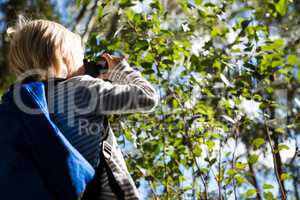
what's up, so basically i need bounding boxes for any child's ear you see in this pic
[61,56,72,77]
[7,27,16,39]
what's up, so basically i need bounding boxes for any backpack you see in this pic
[0,82,95,200]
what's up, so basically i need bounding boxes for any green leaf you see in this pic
[76,0,81,8]
[246,189,257,197]
[278,144,289,151]
[211,26,222,38]
[194,145,202,156]
[298,69,300,83]
[275,0,288,16]
[194,0,203,5]
[213,60,221,70]
[206,140,215,151]
[123,129,133,141]
[252,138,265,149]
[211,133,221,139]
[143,68,155,74]
[150,0,163,11]
[119,0,135,8]
[248,154,259,164]
[210,157,217,165]
[236,162,246,170]
[261,39,285,51]
[287,55,298,65]
[235,176,246,185]
[97,5,103,18]
[227,168,236,176]
[134,40,149,51]
[275,127,285,134]
[280,173,291,181]
[263,183,274,190]
[200,168,209,173]
[264,191,275,200]
[126,10,134,21]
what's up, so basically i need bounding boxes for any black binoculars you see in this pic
[83,57,108,77]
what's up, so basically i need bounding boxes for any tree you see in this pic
[80,0,300,199]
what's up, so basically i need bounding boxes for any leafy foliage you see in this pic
[81,0,300,199]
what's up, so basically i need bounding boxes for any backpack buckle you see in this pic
[102,141,112,160]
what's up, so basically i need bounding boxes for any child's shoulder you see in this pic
[58,75,105,86]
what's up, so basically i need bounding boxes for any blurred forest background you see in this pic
[1,0,300,199]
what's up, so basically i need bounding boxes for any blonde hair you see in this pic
[7,16,84,80]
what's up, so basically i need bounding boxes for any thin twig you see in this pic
[218,141,223,200]
[264,116,287,200]
[246,148,262,200]
[231,124,239,200]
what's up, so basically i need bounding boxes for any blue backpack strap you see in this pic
[5,82,95,200]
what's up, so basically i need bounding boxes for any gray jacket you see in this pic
[49,59,158,199]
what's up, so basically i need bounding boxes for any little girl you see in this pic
[7,16,158,199]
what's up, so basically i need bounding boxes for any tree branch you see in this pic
[264,116,287,200]
[246,148,262,200]
[81,0,99,44]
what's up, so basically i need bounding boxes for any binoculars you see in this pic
[83,56,108,77]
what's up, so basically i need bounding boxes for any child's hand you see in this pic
[98,53,125,80]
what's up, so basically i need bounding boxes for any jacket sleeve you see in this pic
[65,59,159,115]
